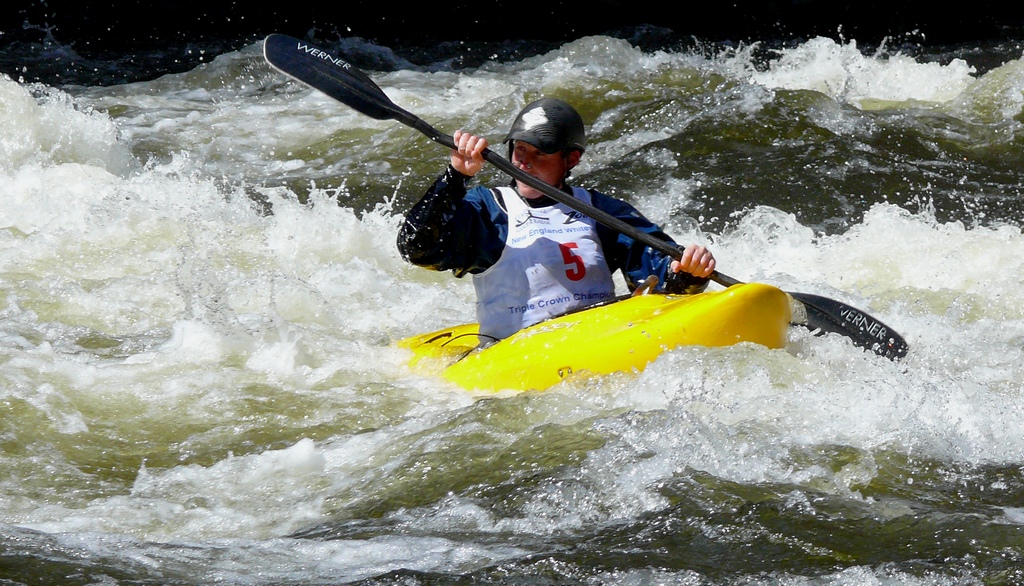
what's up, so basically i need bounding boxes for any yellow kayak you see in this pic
[397,283,792,392]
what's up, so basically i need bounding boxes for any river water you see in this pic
[1,29,1024,585]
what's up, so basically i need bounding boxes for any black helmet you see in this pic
[503,98,586,154]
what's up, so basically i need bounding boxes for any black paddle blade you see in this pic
[791,292,909,360]
[263,34,398,121]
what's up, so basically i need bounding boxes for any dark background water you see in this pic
[4,0,1024,87]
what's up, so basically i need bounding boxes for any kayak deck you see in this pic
[397,283,792,392]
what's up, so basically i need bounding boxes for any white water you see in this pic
[1,35,1023,584]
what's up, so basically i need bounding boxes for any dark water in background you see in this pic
[3,3,1024,585]
[5,0,1024,82]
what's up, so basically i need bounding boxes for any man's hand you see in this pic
[451,130,489,177]
[671,244,716,278]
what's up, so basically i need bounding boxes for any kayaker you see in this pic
[398,97,716,342]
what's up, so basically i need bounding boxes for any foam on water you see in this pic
[748,37,978,108]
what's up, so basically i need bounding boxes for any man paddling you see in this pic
[398,98,716,342]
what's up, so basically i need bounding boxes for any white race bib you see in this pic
[473,187,616,340]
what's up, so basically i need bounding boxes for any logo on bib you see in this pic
[514,209,549,227]
[563,211,587,225]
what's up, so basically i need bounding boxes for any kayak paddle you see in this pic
[262,33,909,361]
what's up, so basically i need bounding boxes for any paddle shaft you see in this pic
[400,111,739,283]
